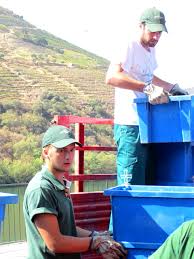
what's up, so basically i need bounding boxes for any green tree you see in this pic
[0,111,22,130]
[12,134,41,160]
[21,113,49,134]
[84,152,116,174]
[9,156,42,183]
[0,159,15,184]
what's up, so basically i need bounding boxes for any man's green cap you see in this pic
[140,7,168,33]
[42,125,82,148]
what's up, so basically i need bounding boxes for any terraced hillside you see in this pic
[0,6,114,115]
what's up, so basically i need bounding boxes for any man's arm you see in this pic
[152,75,174,92]
[106,63,170,105]
[76,226,112,238]
[76,226,92,237]
[34,213,127,258]
[34,213,91,253]
[153,75,188,96]
[105,63,145,92]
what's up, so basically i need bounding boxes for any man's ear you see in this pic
[42,146,50,160]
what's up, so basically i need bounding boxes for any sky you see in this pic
[0,0,193,89]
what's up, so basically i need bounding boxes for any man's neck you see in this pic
[54,173,65,184]
[140,40,151,52]
[47,164,68,184]
[142,44,151,52]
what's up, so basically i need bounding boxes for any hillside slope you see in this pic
[0,6,114,115]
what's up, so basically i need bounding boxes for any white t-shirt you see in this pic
[112,39,157,125]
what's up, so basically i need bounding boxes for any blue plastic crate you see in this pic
[134,95,194,143]
[153,142,194,186]
[0,192,18,235]
[104,185,194,258]
[121,246,155,259]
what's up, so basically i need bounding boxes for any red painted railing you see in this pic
[52,115,117,192]
[52,115,116,258]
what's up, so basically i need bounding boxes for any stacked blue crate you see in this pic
[135,95,194,186]
[104,96,194,258]
[135,95,194,144]
[104,185,194,259]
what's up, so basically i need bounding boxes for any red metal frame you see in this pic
[53,115,114,126]
[53,115,117,192]
[52,116,115,259]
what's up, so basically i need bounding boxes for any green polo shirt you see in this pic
[23,165,81,259]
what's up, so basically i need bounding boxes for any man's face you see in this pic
[140,24,162,48]
[46,143,75,173]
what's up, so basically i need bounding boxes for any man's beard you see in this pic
[148,40,158,47]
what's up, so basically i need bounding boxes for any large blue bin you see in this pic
[104,185,194,258]
[134,95,194,143]
[0,192,18,235]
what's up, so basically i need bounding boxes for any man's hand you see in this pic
[143,83,169,105]
[170,84,189,96]
[91,235,127,259]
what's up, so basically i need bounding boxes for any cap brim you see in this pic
[146,23,168,33]
[52,139,82,148]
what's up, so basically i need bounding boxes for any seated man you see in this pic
[23,125,127,259]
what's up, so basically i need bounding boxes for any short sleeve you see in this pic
[110,40,131,64]
[26,187,58,221]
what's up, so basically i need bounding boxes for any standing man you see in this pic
[106,7,188,186]
[23,125,127,259]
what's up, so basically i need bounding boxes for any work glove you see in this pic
[169,84,189,96]
[91,235,127,259]
[143,83,169,105]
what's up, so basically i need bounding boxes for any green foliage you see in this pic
[36,38,48,47]
[0,52,4,59]
[2,100,28,114]
[33,92,77,120]
[0,159,15,184]
[12,134,41,160]
[21,113,48,134]
[9,156,42,183]
[0,126,42,183]
[0,24,9,32]
[0,103,5,113]
[23,34,49,48]
[0,156,42,184]
[0,111,22,130]
[85,124,114,146]
[0,128,23,160]
[0,93,115,184]
[0,5,114,184]
[84,152,116,174]
[17,26,108,67]
[83,99,111,119]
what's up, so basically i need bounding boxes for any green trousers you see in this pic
[114,124,155,185]
[149,220,194,259]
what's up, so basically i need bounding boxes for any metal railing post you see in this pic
[74,123,84,192]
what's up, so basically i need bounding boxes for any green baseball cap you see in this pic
[140,7,168,33]
[42,125,82,148]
